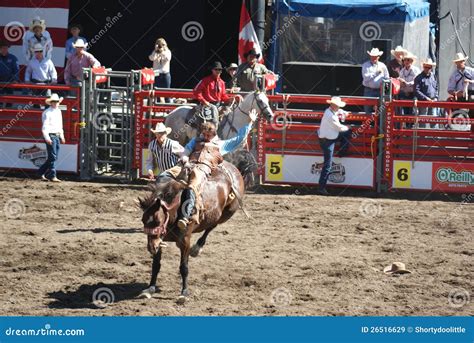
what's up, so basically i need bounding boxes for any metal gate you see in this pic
[79,67,142,180]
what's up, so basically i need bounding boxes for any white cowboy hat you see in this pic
[72,38,88,48]
[421,58,436,67]
[150,122,172,134]
[390,45,407,57]
[32,43,44,52]
[453,52,468,63]
[326,96,346,108]
[383,262,411,275]
[45,93,64,105]
[226,63,238,71]
[402,52,417,61]
[29,17,46,31]
[367,48,383,57]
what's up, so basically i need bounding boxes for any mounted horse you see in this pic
[137,161,245,303]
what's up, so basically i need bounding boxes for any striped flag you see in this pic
[0,0,70,69]
[238,0,263,65]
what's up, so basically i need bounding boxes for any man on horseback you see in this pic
[171,110,257,230]
[193,61,242,128]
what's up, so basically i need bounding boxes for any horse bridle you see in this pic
[143,195,181,236]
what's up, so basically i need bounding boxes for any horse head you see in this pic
[240,91,274,123]
[138,192,180,255]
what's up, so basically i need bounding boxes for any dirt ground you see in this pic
[0,176,472,316]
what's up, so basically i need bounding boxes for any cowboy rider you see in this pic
[167,110,257,230]
[193,61,242,127]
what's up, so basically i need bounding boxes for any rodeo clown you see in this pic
[167,110,258,230]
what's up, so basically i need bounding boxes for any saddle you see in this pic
[185,104,219,129]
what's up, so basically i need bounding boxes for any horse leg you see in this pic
[177,233,192,303]
[190,226,215,258]
[138,249,162,299]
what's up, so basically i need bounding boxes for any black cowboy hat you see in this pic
[209,61,223,70]
[0,40,11,48]
[244,48,260,58]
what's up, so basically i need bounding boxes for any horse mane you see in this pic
[139,179,186,210]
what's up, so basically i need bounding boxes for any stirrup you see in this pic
[177,218,189,230]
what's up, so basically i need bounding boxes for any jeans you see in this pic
[154,73,171,103]
[318,130,351,190]
[0,86,13,108]
[364,87,379,115]
[38,135,60,179]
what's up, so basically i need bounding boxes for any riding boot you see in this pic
[177,188,196,230]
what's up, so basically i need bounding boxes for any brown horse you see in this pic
[137,161,245,303]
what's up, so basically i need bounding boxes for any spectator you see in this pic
[448,52,474,101]
[362,48,389,114]
[64,39,100,86]
[0,40,19,108]
[398,52,420,116]
[149,38,172,102]
[225,63,239,90]
[38,93,65,182]
[145,123,184,182]
[388,45,407,78]
[233,49,271,92]
[414,59,438,128]
[193,61,239,127]
[22,17,53,62]
[317,97,351,196]
[25,43,57,97]
[65,24,87,60]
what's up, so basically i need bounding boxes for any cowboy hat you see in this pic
[390,45,407,57]
[326,96,346,108]
[367,48,383,57]
[226,63,238,71]
[150,122,172,135]
[383,262,411,275]
[453,52,468,63]
[72,38,87,48]
[421,58,436,67]
[45,93,64,105]
[29,17,46,31]
[32,43,44,52]
[244,48,260,58]
[402,52,417,61]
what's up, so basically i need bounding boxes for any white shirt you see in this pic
[41,107,64,141]
[362,60,389,89]
[318,107,349,140]
[447,66,474,93]
[25,58,57,82]
[148,49,171,74]
[145,137,184,173]
[399,66,420,93]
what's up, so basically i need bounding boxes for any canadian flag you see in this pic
[238,0,263,64]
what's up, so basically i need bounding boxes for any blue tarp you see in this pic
[277,0,430,22]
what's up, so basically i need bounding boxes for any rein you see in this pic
[144,194,181,236]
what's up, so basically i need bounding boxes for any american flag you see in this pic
[0,0,69,69]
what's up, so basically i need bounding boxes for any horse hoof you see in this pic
[190,244,202,258]
[138,286,155,299]
[177,295,187,304]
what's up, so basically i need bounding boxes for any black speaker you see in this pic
[281,62,363,96]
[371,39,392,64]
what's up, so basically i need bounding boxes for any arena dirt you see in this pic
[0,177,472,316]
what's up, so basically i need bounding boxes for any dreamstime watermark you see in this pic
[88,12,123,49]
[3,21,25,42]
[270,112,293,131]
[359,21,382,42]
[181,21,204,42]
[270,287,292,308]
[448,109,471,131]
[92,287,115,308]
[0,102,33,137]
[92,112,115,131]
[440,16,474,50]
[262,13,300,51]
[4,198,26,219]
[440,193,473,228]
[448,288,470,309]
[359,199,382,218]
[4,323,85,337]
